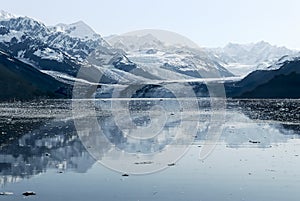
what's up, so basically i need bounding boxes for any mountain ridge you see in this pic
[1,10,299,100]
[207,41,298,76]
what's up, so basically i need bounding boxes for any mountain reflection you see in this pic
[0,116,95,186]
[0,99,300,184]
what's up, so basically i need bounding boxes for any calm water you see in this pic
[0,99,300,201]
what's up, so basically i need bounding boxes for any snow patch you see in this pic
[0,30,24,43]
[33,48,64,62]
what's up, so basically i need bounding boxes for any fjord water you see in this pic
[0,99,300,201]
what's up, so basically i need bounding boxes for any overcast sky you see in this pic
[2,0,300,49]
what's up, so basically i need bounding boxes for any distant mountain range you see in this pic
[0,10,300,100]
[206,41,298,76]
[108,33,233,79]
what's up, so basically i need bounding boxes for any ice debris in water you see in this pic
[22,191,36,196]
[0,192,14,196]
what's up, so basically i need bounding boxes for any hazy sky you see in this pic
[2,0,300,49]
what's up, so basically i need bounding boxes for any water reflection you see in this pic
[0,101,95,186]
[219,99,300,148]
[0,99,300,186]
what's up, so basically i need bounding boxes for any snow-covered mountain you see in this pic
[107,34,165,52]
[108,33,234,79]
[226,52,300,98]
[264,53,300,71]
[49,21,101,41]
[0,11,146,85]
[1,10,299,100]
[0,10,235,88]
[0,14,110,64]
[208,41,298,76]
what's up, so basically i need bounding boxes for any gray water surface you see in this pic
[0,99,300,201]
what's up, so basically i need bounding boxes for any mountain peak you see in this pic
[107,33,165,52]
[51,20,99,40]
[225,41,271,49]
[71,20,88,26]
[256,40,269,45]
[0,10,16,20]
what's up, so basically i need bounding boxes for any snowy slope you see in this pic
[264,53,300,71]
[108,34,233,79]
[207,41,298,76]
[49,21,102,41]
[0,11,147,84]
